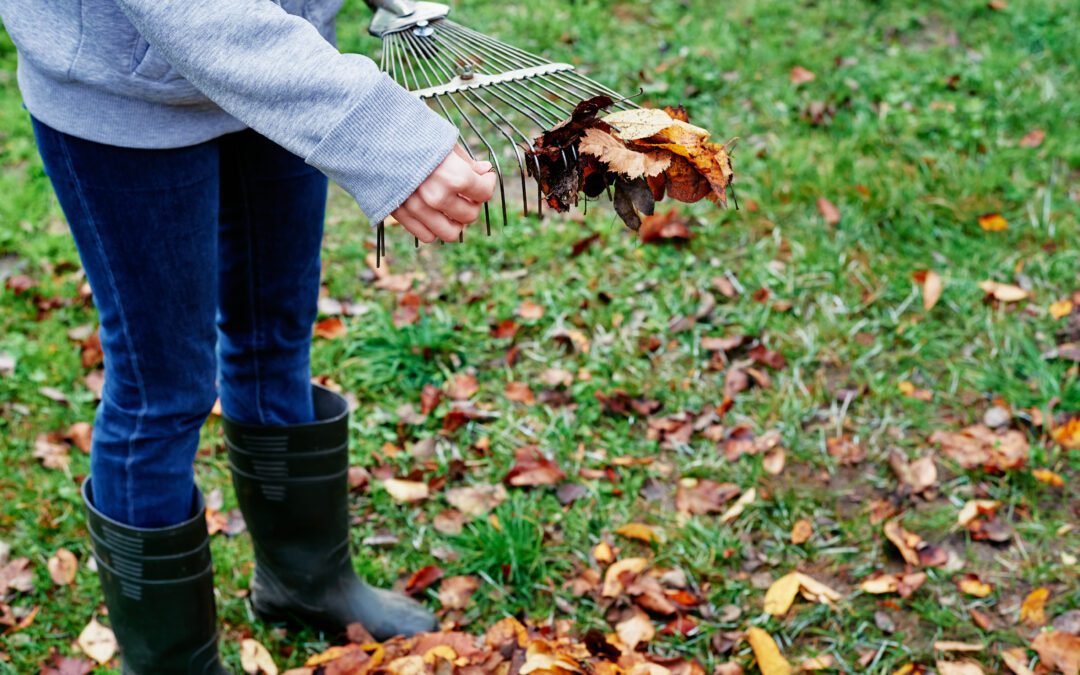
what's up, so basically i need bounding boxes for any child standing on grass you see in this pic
[0,0,496,671]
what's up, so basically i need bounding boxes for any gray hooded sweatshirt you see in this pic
[0,0,459,224]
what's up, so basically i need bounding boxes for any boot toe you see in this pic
[364,587,439,639]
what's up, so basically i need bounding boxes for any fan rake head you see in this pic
[367,1,635,263]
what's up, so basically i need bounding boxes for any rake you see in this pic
[363,0,638,264]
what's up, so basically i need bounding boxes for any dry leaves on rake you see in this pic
[526,98,734,232]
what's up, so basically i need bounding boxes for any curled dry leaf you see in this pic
[313,317,347,340]
[615,609,656,650]
[934,641,985,652]
[615,522,660,544]
[719,487,756,524]
[446,484,507,518]
[504,446,566,487]
[746,627,792,675]
[602,557,649,597]
[764,572,842,616]
[579,128,671,179]
[913,270,944,311]
[931,425,1029,472]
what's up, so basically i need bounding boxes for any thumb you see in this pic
[451,144,492,175]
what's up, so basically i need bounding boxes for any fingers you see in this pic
[440,194,482,224]
[392,208,436,244]
[406,197,463,242]
[456,168,497,203]
[452,144,494,176]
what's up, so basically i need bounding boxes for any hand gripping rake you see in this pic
[364,0,637,264]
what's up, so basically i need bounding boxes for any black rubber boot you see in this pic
[82,479,227,675]
[224,385,437,640]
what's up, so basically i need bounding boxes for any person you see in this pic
[0,0,497,671]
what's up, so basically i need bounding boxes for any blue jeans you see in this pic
[32,118,327,528]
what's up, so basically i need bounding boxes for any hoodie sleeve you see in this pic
[113,0,458,224]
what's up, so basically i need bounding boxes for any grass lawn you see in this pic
[1,0,1078,672]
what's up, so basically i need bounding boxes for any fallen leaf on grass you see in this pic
[935,661,985,675]
[602,557,649,597]
[615,523,661,543]
[719,487,755,524]
[382,478,430,503]
[313,317,347,340]
[33,434,70,471]
[517,300,545,320]
[1020,587,1050,626]
[446,484,507,517]
[446,373,479,400]
[934,641,985,652]
[764,572,842,616]
[505,381,536,404]
[1031,630,1080,675]
[913,270,944,310]
[798,655,835,671]
[826,436,866,465]
[790,519,813,545]
[816,198,840,225]
[1052,418,1080,449]
[979,280,1028,302]
[615,609,656,650]
[977,213,1008,232]
[889,450,938,494]
[438,575,480,610]
[1000,648,1036,675]
[504,446,566,487]
[1033,469,1065,487]
[790,66,816,85]
[931,425,1029,472]
[1050,300,1074,320]
[404,565,444,595]
[675,479,740,515]
[39,652,95,675]
[884,519,942,567]
[639,209,693,243]
[240,638,278,675]
[66,422,93,453]
[746,627,792,675]
[859,571,927,598]
[1019,129,1045,148]
[77,617,117,665]
[47,548,77,586]
[956,574,993,598]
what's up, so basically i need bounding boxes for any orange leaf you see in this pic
[1020,587,1049,626]
[977,213,1008,231]
[790,66,816,85]
[816,198,840,225]
[313,317,347,339]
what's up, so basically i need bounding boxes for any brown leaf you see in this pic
[447,373,479,400]
[931,425,1029,472]
[446,484,507,517]
[1031,630,1080,675]
[1019,129,1045,148]
[602,557,649,597]
[639,209,693,244]
[505,381,535,404]
[790,66,816,85]
[826,436,866,465]
[979,280,1028,302]
[66,422,93,454]
[404,565,444,595]
[579,128,671,179]
[33,434,70,471]
[912,269,944,311]
[47,548,77,586]
[615,609,656,650]
[504,446,565,487]
[382,478,430,503]
[935,661,985,675]
[313,317,347,340]
[1000,647,1036,675]
[790,518,813,545]
[816,197,840,225]
[438,575,480,610]
[675,479,740,515]
[517,300,545,320]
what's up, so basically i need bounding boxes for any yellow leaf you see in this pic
[746,627,792,675]
[956,574,993,598]
[860,575,900,594]
[799,654,835,671]
[603,108,691,141]
[795,572,842,605]
[957,499,1000,527]
[1050,299,1074,319]
[764,572,802,616]
[593,540,615,564]
[615,522,660,543]
[1032,469,1064,488]
[977,213,1008,231]
[1020,587,1049,626]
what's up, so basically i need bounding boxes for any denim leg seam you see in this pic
[57,134,149,525]
[234,165,266,425]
